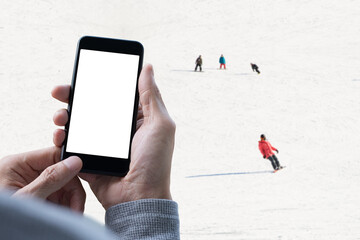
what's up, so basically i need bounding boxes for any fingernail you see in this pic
[148,64,154,76]
[63,156,82,171]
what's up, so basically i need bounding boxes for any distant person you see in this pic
[219,54,226,69]
[251,63,260,74]
[195,55,202,72]
[258,134,283,171]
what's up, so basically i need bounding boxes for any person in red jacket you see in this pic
[258,134,282,171]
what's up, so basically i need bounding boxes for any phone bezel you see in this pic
[61,36,144,176]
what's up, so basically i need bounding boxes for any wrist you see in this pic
[133,188,172,202]
[125,183,172,201]
[102,183,172,210]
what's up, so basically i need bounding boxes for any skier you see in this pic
[195,55,203,72]
[250,63,260,74]
[219,54,226,69]
[258,134,283,171]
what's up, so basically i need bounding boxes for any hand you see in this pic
[52,64,176,210]
[0,147,85,212]
[263,155,266,159]
[276,150,279,154]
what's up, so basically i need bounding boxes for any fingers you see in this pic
[51,85,70,104]
[138,64,163,113]
[18,147,61,172]
[52,86,69,147]
[53,109,68,126]
[64,177,86,213]
[138,64,173,125]
[137,104,143,121]
[53,107,68,146]
[53,107,68,147]
[53,129,65,147]
[15,156,83,199]
[47,176,86,213]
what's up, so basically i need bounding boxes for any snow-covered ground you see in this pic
[1,0,360,239]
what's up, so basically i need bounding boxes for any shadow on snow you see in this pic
[171,68,218,72]
[171,69,197,72]
[186,170,273,178]
[171,69,253,76]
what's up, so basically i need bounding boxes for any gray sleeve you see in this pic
[105,199,180,240]
[0,191,117,240]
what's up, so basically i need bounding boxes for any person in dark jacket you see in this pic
[251,63,260,74]
[219,54,226,69]
[195,55,202,72]
[258,134,282,171]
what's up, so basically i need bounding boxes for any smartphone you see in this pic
[61,36,144,176]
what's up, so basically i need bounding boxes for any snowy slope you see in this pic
[1,0,360,239]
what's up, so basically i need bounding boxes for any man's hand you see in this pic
[0,147,86,212]
[52,64,175,210]
[263,155,266,159]
[276,150,279,154]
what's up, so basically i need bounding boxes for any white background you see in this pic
[67,49,139,158]
[1,1,360,239]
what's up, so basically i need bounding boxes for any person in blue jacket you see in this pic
[219,54,226,69]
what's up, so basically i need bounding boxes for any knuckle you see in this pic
[42,166,59,184]
[159,117,176,134]
[0,155,19,172]
[0,156,10,165]
[168,119,176,133]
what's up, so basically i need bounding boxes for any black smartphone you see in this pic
[61,36,144,176]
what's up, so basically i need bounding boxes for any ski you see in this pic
[273,166,286,173]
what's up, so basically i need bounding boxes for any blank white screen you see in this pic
[67,49,139,158]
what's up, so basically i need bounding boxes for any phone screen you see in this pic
[66,49,140,159]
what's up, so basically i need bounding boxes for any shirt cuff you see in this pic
[105,199,180,240]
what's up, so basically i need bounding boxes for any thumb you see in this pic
[138,64,169,120]
[15,156,82,199]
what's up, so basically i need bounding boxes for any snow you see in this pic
[1,0,360,239]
